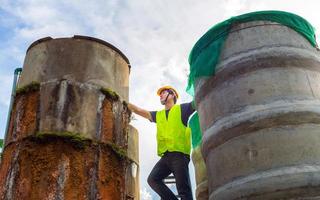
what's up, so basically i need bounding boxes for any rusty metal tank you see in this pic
[195,18,320,199]
[0,36,138,199]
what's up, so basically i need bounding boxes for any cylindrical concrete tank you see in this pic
[191,146,208,200]
[0,36,136,199]
[189,112,208,200]
[194,13,320,199]
[126,125,140,200]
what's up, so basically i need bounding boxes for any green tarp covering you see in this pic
[0,139,3,148]
[189,112,202,148]
[186,11,317,148]
[187,10,316,96]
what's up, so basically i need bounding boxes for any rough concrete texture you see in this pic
[195,21,320,199]
[5,90,39,146]
[38,80,102,140]
[207,124,320,200]
[7,80,131,146]
[125,125,139,200]
[0,36,139,199]
[0,138,128,200]
[17,36,130,101]
[1,86,135,199]
[127,125,139,164]
[191,146,208,200]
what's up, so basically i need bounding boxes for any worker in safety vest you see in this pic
[128,86,195,200]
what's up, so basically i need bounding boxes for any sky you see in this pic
[1,0,320,199]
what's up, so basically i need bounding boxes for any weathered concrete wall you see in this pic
[126,125,140,200]
[191,146,208,200]
[0,36,139,200]
[195,21,320,199]
[0,136,128,200]
[18,36,130,102]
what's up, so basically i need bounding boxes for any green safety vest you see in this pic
[156,104,191,156]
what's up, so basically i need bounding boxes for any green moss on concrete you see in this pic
[34,131,90,149]
[100,88,120,101]
[27,131,132,161]
[105,142,127,160]
[97,141,134,163]
[16,81,40,95]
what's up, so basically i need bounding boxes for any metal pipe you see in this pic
[3,68,22,147]
[0,139,3,153]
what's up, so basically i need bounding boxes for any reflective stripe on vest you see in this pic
[156,104,191,156]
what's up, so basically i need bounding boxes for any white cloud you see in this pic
[0,74,13,107]
[0,74,13,139]
[140,187,153,200]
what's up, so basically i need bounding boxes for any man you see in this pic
[128,86,195,200]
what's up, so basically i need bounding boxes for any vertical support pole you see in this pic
[4,68,22,146]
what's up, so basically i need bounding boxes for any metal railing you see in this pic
[3,68,22,148]
[164,174,181,199]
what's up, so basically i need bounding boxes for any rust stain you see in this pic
[97,147,126,200]
[101,99,114,143]
[0,144,16,198]
[1,138,127,200]
[0,86,133,200]
[6,91,39,145]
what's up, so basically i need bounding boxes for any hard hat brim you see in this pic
[157,86,179,99]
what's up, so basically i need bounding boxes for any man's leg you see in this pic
[148,156,178,200]
[169,152,193,200]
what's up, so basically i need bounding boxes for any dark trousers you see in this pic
[147,151,193,200]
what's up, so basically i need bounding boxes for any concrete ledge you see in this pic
[211,164,320,200]
[202,99,320,157]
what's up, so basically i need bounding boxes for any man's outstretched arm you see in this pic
[128,103,153,121]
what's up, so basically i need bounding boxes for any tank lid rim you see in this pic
[26,35,131,67]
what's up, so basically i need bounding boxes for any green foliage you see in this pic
[16,81,40,95]
[0,139,3,148]
[100,88,120,101]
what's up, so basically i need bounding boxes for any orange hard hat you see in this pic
[157,86,179,99]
